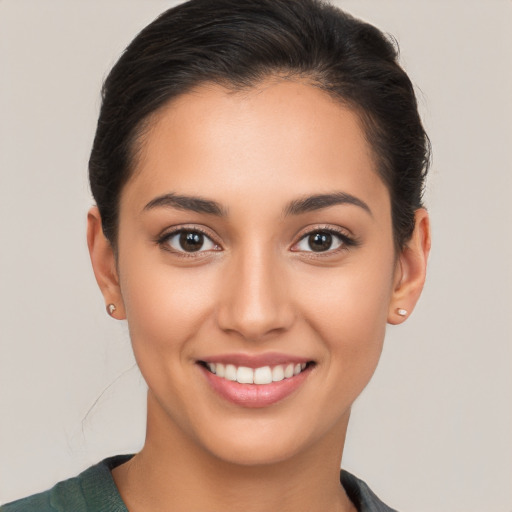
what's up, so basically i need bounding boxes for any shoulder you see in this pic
[341,470,399,512]
[1,475,85,512]
[1,455,132,512]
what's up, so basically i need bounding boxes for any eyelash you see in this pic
[156,226,221,258]
[156,225,358,257]
[291,226,359,256]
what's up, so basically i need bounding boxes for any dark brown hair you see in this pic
[89,0,430,249]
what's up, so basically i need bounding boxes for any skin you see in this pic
[88,79,430,512]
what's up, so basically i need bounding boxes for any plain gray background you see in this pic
[1,1,511,510]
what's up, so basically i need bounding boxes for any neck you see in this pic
[113,393,356,512]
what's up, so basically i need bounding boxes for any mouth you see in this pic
[197,357,316,408]
[198,361,313,385]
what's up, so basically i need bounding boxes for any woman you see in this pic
[2,0,430,510]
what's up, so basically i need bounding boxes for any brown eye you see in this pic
[180,231,204,252]
[164,230,218,253]
[308,232,333,252]
[294,229,349,253]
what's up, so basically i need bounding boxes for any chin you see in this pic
[205,435,306,467]
[194,413,338,468]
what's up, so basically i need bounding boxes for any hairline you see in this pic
[108,73,406,252]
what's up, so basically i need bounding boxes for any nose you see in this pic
[216,245,295,342]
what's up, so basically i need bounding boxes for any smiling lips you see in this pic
[199,357,314,407]
[205,362,308,384]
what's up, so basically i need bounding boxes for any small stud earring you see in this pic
[397,308,408,317]
[107,304,117,316]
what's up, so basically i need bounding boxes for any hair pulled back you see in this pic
[89,0,430,249]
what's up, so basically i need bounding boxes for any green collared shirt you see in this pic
[1,455,398,512]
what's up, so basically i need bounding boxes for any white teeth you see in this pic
[204,361,310,385]
[271,365,285,382]
[237,366,254,384]
[216,363,225,378]
[225,364,237,381]
[254,366,273,384]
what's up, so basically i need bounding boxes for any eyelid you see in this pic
[155,223,357,257]
[156,224,222,255]
[290,225,358,254]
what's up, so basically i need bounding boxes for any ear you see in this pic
[388,208,431,325]
[87,206,125,319]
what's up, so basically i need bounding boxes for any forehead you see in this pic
[122,79,388,214]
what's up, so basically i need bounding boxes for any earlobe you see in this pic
[87,206,126,319]
[388,208,431,325]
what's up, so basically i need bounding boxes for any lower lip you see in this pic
[200,365,312,408]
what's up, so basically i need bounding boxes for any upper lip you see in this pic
[198,352,313,368]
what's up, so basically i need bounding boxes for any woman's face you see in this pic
[112,80,403,465]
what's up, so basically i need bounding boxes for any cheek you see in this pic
[297,255,394,333]
[294,256,395,388]
[118,255,217,370]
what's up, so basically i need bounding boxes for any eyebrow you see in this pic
[143,193,226,216]
[142,191,371,218]
[284,192,372,217]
